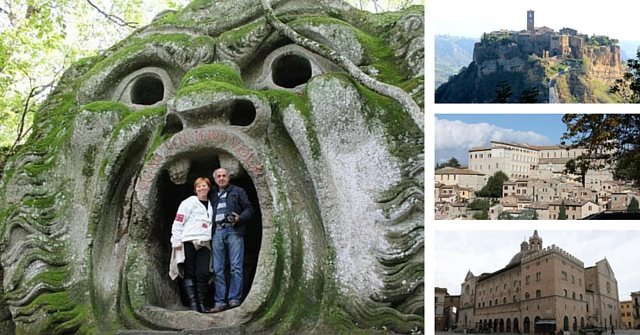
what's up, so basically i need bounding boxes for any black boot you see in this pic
[182,278,198,311]
[196,282,210,313]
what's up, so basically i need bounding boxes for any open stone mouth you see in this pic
[151,150,262,308]
[107,95,270,327]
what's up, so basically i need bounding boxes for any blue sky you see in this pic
[435,114,567,165]
[430,0,640,41]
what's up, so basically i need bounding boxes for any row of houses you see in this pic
[435,176,638,220]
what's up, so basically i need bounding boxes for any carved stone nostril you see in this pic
[229,100,257,126]
[162,113,184,136]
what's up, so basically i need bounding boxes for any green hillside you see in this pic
[434,35,476,89]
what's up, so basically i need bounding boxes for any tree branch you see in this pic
[260,0,423,132]
[7,67,61,157]
[0,5,15,25]
[85,0,138,28]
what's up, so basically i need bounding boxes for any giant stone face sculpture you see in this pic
[0,0,424,333]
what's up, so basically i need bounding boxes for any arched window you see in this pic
[573,317,578,332]
[536,289,541,298]
[563,316,569,331]
[572,291,576,299]
[525,292,530,300]
[563,289,568,297]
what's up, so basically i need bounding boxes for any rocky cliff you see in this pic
[0,0,424,334]
[436,33,626,103]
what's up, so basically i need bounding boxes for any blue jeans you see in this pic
[212,226,244,307]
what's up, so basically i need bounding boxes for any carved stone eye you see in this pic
[113,67,175,108]
[271,54,312,88]
[251,44,340,92]
[130,75,165,105]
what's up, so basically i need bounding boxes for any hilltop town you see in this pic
[435,141,640,220]
[435,10,626,103]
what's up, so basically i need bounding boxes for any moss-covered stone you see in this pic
[0,1,423,334]
[181,63,244,87]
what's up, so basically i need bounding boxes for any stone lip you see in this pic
[115,324,245,335]
[136,126,264,206]
[133,306,250,331]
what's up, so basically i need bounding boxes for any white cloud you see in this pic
[435,118,551,164]
[435,231,640,299]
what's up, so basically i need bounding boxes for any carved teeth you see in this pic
[167,158,191,185]
[219,152,243,178]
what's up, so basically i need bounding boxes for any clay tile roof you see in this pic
[469,146,491,152]
[434,167,484,175]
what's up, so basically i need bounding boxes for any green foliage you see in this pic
[493,80,513,102]
[564,158,589,187]
[498,209,537,220]
[473,209,489,220]
[0,0,189,165]
[558,201,568,220]
[628,197,640,213]
[614,151,640,186]
[436,157,461,169]
[476,171,509,198]
[610,48,640,103]
[468,199,490,211]
[519,209,538,220]
[562,114,640,185]
[518,86,540,103]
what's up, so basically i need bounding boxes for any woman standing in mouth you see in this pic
[169,177,213,313]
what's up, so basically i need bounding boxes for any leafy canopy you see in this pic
[475,171,509,198]
[436,157,461,169]
[562,114,640,186]
[0,0,423,155]
[628,197,639,213]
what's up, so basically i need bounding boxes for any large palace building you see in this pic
[458,231,621,334]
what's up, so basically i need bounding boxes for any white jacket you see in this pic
[170,195,213,247]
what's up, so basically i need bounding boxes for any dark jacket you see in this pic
[209,184,254,236]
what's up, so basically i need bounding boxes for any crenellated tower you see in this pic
[527,10,534,32]
[529,230,542,250]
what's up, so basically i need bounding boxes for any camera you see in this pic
[225,213,236,223]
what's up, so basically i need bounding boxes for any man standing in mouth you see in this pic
[209,167,254,313]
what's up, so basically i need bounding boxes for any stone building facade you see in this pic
[621,300,634,329]
[434,166,485,191]
[435,287,448,330]
[457,231,621,334]
[467,141,613,194]
[632,291,640,329]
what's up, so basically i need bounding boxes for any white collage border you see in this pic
[424,3,640,333]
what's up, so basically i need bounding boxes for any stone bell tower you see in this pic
[529,230,543,250]
[527,10,534,33]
